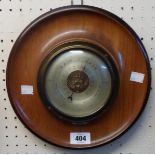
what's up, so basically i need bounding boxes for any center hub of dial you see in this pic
[67,70,89,93]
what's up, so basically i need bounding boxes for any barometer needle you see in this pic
[68,92,74,101]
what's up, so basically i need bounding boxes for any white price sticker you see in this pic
[21,85,34,95]
[130,72,145,83]
[70,132,91,145]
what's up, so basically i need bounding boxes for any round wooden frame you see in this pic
[6,5,151,148]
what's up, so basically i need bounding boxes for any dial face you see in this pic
[43,48,112,118]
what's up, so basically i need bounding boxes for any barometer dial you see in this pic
[41,48,113,119]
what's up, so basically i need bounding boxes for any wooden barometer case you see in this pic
[6,5,151,148]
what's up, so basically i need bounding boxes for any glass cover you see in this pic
[44,49,112,118]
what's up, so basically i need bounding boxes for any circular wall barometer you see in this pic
[6,5,151,148]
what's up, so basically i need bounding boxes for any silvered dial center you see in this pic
[67,70,89,93]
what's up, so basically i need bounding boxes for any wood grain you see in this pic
[6,6,151,148]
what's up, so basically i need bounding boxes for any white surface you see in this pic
[0,0,155,154]
[130,72,145,83]
[70,132,91,144]
[21,85,34,95]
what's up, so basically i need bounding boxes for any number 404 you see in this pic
[75,135,86,141]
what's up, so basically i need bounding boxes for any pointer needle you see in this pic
[67,92,74,101]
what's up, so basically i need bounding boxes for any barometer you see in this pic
[6,5,151,148]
